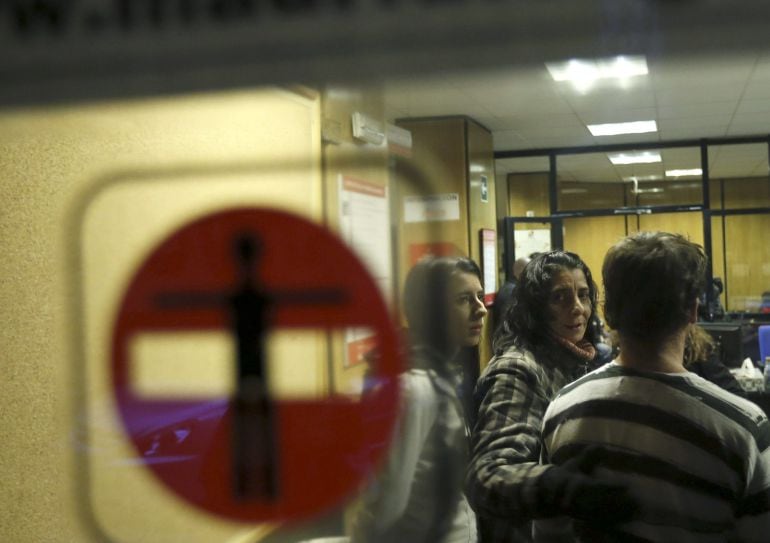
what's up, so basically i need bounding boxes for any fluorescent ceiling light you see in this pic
[546,56,648,92]
[608,151,661,165]
[665,168,702,177]
[622,175,662,182]
[588,120,657,136]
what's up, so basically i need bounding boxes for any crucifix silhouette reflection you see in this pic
[230,234,275,500]
[156,231,346,501]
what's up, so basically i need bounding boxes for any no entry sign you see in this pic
[111,207,402,522]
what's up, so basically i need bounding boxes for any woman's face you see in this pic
[547,267,592,344]
[447,271,488,348]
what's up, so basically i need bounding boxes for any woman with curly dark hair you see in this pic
[466,251,634,542]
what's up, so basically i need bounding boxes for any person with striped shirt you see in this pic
[536,231,770,542]
[466,251,636,542]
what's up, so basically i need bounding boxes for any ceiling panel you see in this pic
[576,107,658,126]
[658,125,728,140]
[735,79,770,100]
[493,130,527,150]
[513,124,588,141]
[734,99,770,115]
[507,113,584,129]
[513,133,597,150]
[383,49,770,180]
[657,114,734,130]
[726,123,770,136]
[655,85,745,107]
[564,91,657,117]
[657,102,736,119]
[650,56,757,89]
[496,156,550,173]
[709,143,768,179]
[481,93,572,117]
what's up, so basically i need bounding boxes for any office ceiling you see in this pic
[383,51,770,184]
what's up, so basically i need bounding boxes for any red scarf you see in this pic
[551,335,597,361]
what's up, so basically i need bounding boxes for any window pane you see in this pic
[708,143,770,210]
[557,153,626,211]
[722,214,770,313]
[499,156,551,216]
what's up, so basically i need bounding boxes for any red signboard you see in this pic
[111,207,402,522]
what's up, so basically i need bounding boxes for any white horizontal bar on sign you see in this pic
[129,329,327,399]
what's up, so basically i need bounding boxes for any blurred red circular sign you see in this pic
[111,207,402,522]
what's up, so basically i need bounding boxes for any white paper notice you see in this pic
[481,229,497,302]
[403,193,460,223]
[338,176,394,367]
[338,176,393,299]
[515,228,551,257]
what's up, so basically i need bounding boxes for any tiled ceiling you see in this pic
[384,51,770,183]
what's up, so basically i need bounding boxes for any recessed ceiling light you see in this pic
[546,56,648,92]
[608,151,661,165]
[665,168,702,177]
[588,120,657,136]
[622,175,662,182]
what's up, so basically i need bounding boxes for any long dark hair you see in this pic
[403,255,483,356]
[493,250,599,355]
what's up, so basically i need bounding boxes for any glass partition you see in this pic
[557,153,627,211]
[498,156,551,217]
[501,139,770,323]
[708,142,770,317]
[709,143,770,209]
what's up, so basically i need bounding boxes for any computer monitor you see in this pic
[697,322,744,368]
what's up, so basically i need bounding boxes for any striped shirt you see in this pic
[536,362,770,542]
[466,343,586,542]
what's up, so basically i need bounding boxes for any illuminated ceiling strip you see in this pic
[588,120,657,136]
[546,56,649,83]
[608,151,662,165]
[665,168,703,177]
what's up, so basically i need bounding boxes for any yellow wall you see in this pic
[0,88,322,542]
[395,118,470,267]
[508,172,550,217]
[716,176,770,209]
[394,117,497,364]
[563,216,627,306]
[722,213,770,310]
[320,85,391,396]
[0,91,498,542]
[465,120,497,366]
[710,176,770,310]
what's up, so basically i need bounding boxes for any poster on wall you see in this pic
[480,229,497,305]
[515,228,551,258]
[338,176,393,367]
[403,193,460,222]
